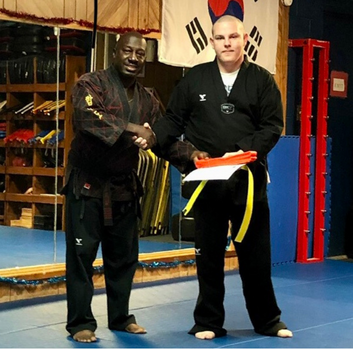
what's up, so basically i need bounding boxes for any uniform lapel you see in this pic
[129,84,140,124]
[108,65,131,118]
[211,60,228,103]
[227,56,249,102]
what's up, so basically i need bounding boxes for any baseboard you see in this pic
[0,249,238,303]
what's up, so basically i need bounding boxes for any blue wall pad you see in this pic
[325,137,332,256]
[267,136,300,264]
[307,137,332,259]
[170,165,187,217]
[268,136,332,264]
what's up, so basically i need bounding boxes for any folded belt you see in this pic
[182,164,254,243]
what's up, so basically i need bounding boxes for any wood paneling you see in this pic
[17,0,64,18]
[64,0,76,20]
[3,0,15,11]
[0,0,161,31]
[148,0,161,30]
[138,0,148,29]
[128,0,139,28]
[275,0,290,133]
[74,0,87,21]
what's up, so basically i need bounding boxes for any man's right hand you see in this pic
[129,122,156,150]
[190,150,210,165]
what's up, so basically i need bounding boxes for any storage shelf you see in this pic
[1,55,86,229]
[4,143,65,149]
[5,166,65,176]
[33,167,64,177]
[5,83,66,93]
[7,167,33,175]
[5,193,64,204]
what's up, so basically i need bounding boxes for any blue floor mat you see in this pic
[0,259,352,348]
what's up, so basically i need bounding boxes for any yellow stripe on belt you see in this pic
[182,165,254,243]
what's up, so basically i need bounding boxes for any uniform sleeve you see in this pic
[152,78,198,173]
[236,72,284,160]
[72,77,127,147]
[152,77,192,147]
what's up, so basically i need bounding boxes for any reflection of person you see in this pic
[62,31,159,343]
[150,15,293,340]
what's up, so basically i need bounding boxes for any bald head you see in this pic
[115,31,146,51]
[210,15,248,72]
[212,15,245,36]
[112,31,147,79]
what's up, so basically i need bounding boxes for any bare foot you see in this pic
[73,330,97,343]
[195,331,216,340]
[125,323,147,334]
[277,329,293,338]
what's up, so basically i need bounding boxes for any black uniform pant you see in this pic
[65,182,139,336]
[188,196,286,337]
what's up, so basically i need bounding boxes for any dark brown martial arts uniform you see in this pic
[62,65,161,337]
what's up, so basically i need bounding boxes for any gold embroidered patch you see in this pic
[87,108,103,119]
[85,94,93,106]
[93,110,103,120]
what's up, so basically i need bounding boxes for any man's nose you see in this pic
[224,39,231,47]
[129,51,138,61]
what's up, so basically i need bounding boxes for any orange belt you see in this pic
[194,151,257,169]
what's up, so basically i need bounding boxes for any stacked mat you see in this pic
[137,88,170,237]
[137,149,170,237]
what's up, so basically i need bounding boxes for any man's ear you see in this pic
[210,37,215,49]
[243,33,249,46]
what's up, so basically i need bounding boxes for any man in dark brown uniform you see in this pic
[62,32,158,343]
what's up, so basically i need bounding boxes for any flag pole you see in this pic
[90,0,98,72]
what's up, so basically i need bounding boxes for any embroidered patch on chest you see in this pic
[221,103,235,114]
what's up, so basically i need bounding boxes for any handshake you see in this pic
[131,122,156,150]
[130,122,211,165]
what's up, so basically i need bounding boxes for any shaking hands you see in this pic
[131,122,156,150]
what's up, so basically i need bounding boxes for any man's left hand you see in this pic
[191,150,210,165]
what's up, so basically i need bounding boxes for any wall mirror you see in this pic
[0,19,195,275]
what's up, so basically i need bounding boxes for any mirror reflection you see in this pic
[0,19,195,271]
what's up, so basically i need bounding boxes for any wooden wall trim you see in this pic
[0,0,162,34]
[275,0,290,133]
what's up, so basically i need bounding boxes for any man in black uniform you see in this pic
[62,31,158,343]
[150,15,293,340]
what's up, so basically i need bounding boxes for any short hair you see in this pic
[212,15,245,36]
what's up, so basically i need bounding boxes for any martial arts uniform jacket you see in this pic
[63,65,162,223]
[153,57,284,203]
